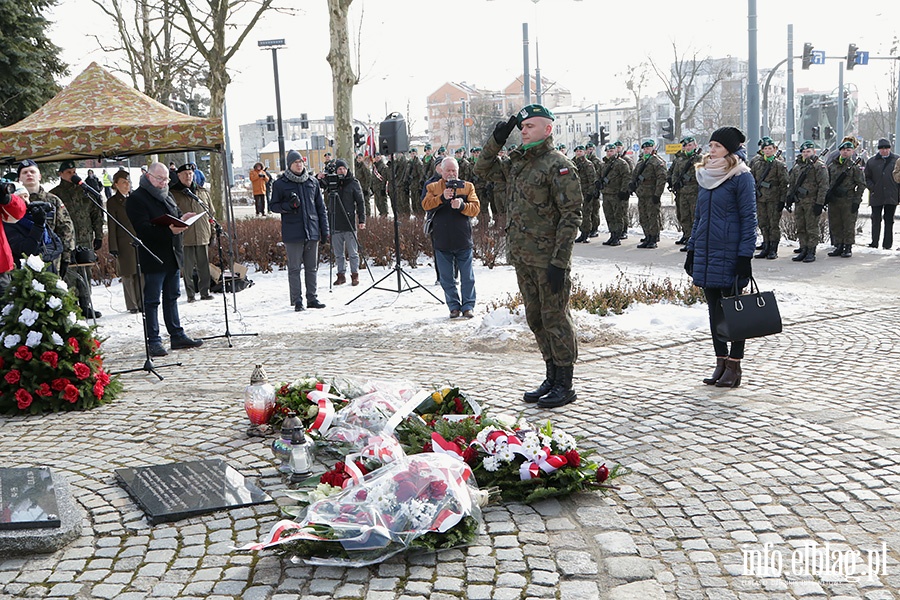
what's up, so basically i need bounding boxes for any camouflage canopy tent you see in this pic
[0,62,223,163]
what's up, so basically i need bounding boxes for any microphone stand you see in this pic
[183,188,258,347]
[76,182,181,380]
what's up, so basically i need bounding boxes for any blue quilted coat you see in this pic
[686,170,757,290]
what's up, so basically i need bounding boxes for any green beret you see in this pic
[574,145,585,151]
[557,144,567,150]
[438,146,446,153]
[604,143,617,151]
[409,147,417,153]
[613,140,623,147]
[516,103,555,126]
[424,143,432,150]
[799,140,816,150]
[641,139,655,148]
[471,147,482,152]
[58,160,76,172]
[759,136,775,148]
[585,142,595,148]
[839,140,855,150]
[680,136,695,145]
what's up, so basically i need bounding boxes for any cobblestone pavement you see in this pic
[3,258,900,599]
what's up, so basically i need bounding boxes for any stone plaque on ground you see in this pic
[0,466,61,530]
[115,459,272,525]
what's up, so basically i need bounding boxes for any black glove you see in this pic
[652,195,661,205]
[59,260,68,279]
[617,191,630,202]
[289,192,301,210]
[813,204,824,217]
[109,250,118,258]
[736,255,752,278]
[684,250,694,276]
[28,204,46,227]
[852,202,860,213]
[546,264,566,294]
[93,238,103,251]
[492,115,518,145]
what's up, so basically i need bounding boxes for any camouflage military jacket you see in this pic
[573,156,597,199]
[632,153,667,197]
[49,179,103,245]
[30,188,75,258]
[667,151,701,197]
[588,154,603,182]
[458,157,474,182]
[406,156,424,188]
[826,157,865,202]
[354,160,372,193]
[599,156,631,196]
[788,156,829,205]
[371,160,388,191]
[476,134,582,269]
[749,155,788,203]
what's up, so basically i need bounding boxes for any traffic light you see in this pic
[265,115,275,132]
[811,126,820,140]
[354,126,366,148]
[589,132,599,146]
[661,118,675,141]
[847,43,858,70]
[599,126,609,146]
[824,126,835,140]
[802,43,814,70]
[300,113,309,129]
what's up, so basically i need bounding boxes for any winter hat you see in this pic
[286,149,303,166]
[334,159,349,169]
[878,138,891,149]
[112,170,130,183]
[709,127,745,154]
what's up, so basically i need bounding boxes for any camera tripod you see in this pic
[326,182,374,292]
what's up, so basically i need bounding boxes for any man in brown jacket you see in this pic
[170,164,214,302]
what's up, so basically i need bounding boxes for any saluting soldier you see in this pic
[476,104,582,409]
[598,143,632,245]
[573,145,599,243]
[787,140,829,263]
[406,148,425,214]
[628,140,667,249]
[749,137,788,259]
[667,135,702,248]
[825,139,865,258]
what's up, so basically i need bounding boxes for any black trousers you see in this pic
[871,204,896,249]
[704,287,745,359]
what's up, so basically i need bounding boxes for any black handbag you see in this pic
[715,276,783,341]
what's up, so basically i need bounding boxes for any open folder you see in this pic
[151,211,207,228]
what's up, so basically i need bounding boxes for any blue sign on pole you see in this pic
[632,143,640,153]
[811,50,826,65]
[856,51,869,66]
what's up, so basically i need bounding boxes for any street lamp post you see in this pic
[258,38,287,171]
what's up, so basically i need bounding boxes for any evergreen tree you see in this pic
[0,0,68,127]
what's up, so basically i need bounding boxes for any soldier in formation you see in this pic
[824,139,865,258]
[628,140,667,249]
[354,153,373,217]
[598,143,632,245]
[406,148,425,214]
[749,137,787,259]
[573,145,598,243]
[787,141,829,263]
[371,154,389,216]
[667,135,702,249]
[387,152,409,215]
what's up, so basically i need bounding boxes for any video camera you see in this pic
[323,172,342,193]
[446,179,465,190]
[0,181,15,205]
[27,201,55,223]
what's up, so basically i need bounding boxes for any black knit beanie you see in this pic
[709,127,745,154]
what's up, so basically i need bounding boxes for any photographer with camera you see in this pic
[0,181,27,296]
[2,184,64,270]
[422,157,480,319]
[270,150,329,311]
[16,160,75,277]
[321,159,365,286]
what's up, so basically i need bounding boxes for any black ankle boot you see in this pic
[703,357,727,385]
[841,244,852,258]
[537,365,577,408]
[766,242,778,259]
[827,244,844,257]
[574,232,589,243]
[755,242,769,259]
[523,361,556,403]
[792,247,807,262]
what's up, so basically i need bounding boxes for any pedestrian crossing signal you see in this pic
[802,43,814,70]
[354,127,366,148]
[599,126,609,146]
[661,118,675,142]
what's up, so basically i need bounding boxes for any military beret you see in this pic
[176,163,194,173]
[585,142,595,148]
[574,145,585,151]
[613,140,623,147]
[424,143,432,150]
[680,136,696,145]
[408,147,417,153]
[471,147,482,152]
[604,143,617,151]
[58,159,76,172]
[438,146,446,153]
[641,139,655,148]
[516,103,555,127]
[759,136,776,147]
[799,140,816,150]
[17,159,38,177]
[839,140,855,150]
[557,144,567,150]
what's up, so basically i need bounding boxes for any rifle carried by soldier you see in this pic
[626,148,655,196]
[823,156,863,203]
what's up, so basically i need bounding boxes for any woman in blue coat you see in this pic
[684,127,757,388]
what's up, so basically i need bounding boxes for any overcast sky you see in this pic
[47,1,900,158]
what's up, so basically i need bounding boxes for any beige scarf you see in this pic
[695,156,750,190]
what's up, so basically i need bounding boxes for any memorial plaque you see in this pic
[0,467,61,530]
[115,459,272,525]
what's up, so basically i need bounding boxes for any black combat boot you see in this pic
[619,232,628,240]
[827,244,844,257]
[641,235,658,249]
[637,237,650,248]
[523,361,556,403]
[766,242,778,259]
[537,365,577,408]
[608,233,621,246]
[755,242,769,259]
[793,246,803,253]
[755,242,765,250]
[574,232,589,243]
[802,247,816,262]
[602,233,617,245]
[791,247,807,262]
[841,244,852,258]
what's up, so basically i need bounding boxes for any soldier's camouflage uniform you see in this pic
[599,155,631,237]
[667,150,702,241]
[387,154,409,215]
[406,154,425,214]
[371,158,389,216]
[749,152,788,248]
[49,179,103,309]
[354,157,373,217]
[476,134,581,367]
[587,150,604,230]
[630,152,667,240]
[491,155,510,219]
[788,155,829,252]
[574,155,597,237]
[826,156,865,247]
